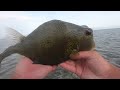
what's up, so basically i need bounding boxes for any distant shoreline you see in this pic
[94,28,120,31]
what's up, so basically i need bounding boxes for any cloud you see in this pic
[0,11,32,21]
[0,11,35,35]
[1,11,120,36]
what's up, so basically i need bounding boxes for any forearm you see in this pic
[107,64,120,79]
[92,52,120,79]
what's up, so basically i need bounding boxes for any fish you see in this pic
[0,20,95,65]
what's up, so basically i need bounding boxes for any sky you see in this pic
[0,11,120,36]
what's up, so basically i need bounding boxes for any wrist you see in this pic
[100,64,120,79]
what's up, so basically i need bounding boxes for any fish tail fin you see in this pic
[0,45,18,64]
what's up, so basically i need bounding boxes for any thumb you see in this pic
[70,51,97,60]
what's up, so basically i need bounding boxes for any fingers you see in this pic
[18,56,33,65]
[19,56,57,70]
[52,65,57,70]
[42,65,57,71]
[70,51,98,60]
[60,60,76,73]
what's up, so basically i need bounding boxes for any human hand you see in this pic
[11,57,56,79]
[60,51,120,79]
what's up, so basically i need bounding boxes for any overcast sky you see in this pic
[0,11,120,35]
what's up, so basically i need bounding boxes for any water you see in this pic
[94,29,120,67]
[0,28,24,79]
[0,28,120,79]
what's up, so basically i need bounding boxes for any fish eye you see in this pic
[85,30,92,36]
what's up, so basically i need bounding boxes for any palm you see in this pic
[60,51,111,79]
[12,57,56,79]
[60,60,99,79]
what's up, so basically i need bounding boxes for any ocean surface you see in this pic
[0,28,120,79]
[94,29,120,67]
